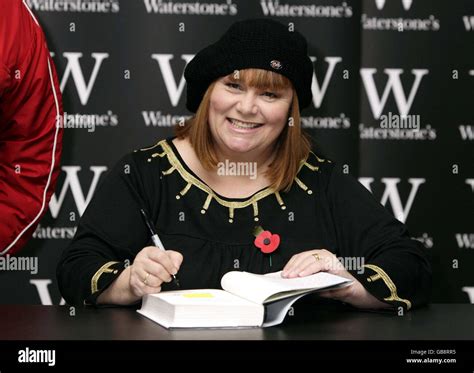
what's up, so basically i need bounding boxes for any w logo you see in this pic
[52,52,109,106]
[311,56,342,108]
[151,54,194,106]
[48,166,108,218]
[358,177,425,223]
[375,0,413,11]
[464,16,474,31]
[360,68,428,119]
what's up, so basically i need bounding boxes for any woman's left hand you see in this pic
[281,249,390,309]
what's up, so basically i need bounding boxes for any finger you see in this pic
[139,269,163,288]
[283,249,327,277]
[297,256,326,277]
[143,261,173,284]
[141,284,162,295]
[131,267,161,288]
[301,253,347,277]
[295,255,329,277]
[287,253,325,278]
[146,249,179,275]
[130,284,144,298]
[130,275,161,297]
[282,254,305,276]
[132,282,161,297]
[167,250,184,270]
[283,254,298,271]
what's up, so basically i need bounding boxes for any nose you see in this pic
[236,91,258,116]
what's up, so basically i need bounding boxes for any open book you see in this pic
[137,271,352,328]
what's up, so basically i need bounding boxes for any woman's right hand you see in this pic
[129,246,183,298]
[97,247,183,305]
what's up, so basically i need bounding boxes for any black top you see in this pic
[57,136,431,310]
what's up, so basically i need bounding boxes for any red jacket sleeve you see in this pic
[0,0,64,255]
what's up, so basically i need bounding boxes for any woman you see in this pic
[57,18,431,310]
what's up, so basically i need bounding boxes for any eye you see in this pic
[262,91,278,98]
[225,82,241,90]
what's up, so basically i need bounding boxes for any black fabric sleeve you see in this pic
[324,162,432,311]
[56,151,159,307]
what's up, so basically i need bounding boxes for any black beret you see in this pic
[184,18,314,113]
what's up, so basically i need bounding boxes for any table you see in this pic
[1,303,473,367]
[1,303,473,340]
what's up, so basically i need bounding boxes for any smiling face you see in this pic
[208,69,294,157]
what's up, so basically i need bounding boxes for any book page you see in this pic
[151,289,258,306]
[221,270,352,304]
[262,293,308,327]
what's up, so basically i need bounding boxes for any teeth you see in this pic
[229,118,262,129]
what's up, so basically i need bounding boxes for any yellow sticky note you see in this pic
[182,293,214,298]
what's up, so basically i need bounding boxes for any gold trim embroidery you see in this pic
[295,176,313,194]
[314,154,327,163]
[163,165,176,175]
[252,202,258,221]
[304,161,319,171]
[201,194,213,214]
[274,191,286,210]
[364,264,412,310]
[160,139,277,206]
[138,141,163,152]
[91,261,120,294]
[177,182,192,199]
[155,139,321,222]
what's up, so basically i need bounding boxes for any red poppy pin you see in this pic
[253,226,280,267]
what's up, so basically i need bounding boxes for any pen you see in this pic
[140,209,180,288]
